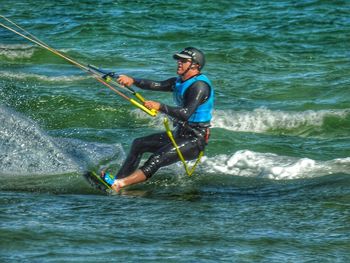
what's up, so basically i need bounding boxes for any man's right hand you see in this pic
[117,75,134,87]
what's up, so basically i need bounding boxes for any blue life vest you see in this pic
[173,74,214,123]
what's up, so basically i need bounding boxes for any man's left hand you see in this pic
[144,101,161,111]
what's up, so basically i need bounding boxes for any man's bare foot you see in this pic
[111,180,122,192]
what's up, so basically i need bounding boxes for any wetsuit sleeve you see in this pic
[159,81,210,121]
[133,77,177,92]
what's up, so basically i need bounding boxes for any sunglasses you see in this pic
[177,58,192,63]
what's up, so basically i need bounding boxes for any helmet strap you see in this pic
[180,61,194,77]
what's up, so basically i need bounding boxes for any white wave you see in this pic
[132,107,350,134]
[0,43,36,59]
[199,150,350,180]
[212,108,349,133]
[0,71,87,82]
[0,44,77,60]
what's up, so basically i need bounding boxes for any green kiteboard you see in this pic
[83,171,112,192]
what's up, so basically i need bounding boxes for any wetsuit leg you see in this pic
[116,132,171,178]
[140,136,202,179]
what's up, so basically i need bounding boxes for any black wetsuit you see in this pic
[117,76,212,179]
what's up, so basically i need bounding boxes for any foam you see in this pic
[131,108,165,125]
[0,70,87,83]
[0,44,78,61]
[132,107,350,135]
[199,150,350,180]
[56,137,125,170]
[212,108,349,133]
[0,44,36,59]
[0,106,78,175]
[0,106,123,176]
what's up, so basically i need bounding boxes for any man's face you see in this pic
[176,58,192,75]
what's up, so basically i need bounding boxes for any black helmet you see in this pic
[173,47,205,70]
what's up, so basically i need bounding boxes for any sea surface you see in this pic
[1,1,350,262]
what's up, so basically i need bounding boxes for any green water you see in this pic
[1,1,349,262]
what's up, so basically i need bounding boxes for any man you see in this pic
[101,47,214,192]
